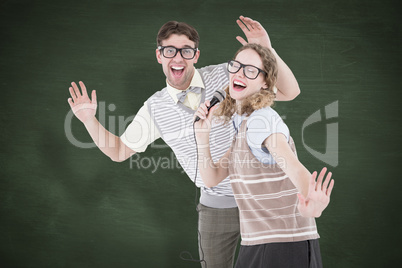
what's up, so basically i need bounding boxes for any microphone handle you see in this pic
[194,96,219,123]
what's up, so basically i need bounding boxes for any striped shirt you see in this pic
[147,64,236,202]
[228,115,319,246]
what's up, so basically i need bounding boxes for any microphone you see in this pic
[194,89,226,122]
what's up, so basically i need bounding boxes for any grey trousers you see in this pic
[197,204,240,268]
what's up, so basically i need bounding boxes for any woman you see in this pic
[194,43,334,267]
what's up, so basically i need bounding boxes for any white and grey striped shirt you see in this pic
[147,64,237,208]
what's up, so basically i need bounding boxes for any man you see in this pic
[67,16,300,268]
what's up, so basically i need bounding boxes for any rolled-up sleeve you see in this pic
[246,108,289,151]
[120,101,161,153]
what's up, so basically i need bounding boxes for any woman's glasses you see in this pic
[227,60,266,80]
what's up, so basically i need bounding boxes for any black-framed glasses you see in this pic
[158,46,198,60]
[227,60,266,80]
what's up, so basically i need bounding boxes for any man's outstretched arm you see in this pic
[236,15,300,101]
[67,81,135,162]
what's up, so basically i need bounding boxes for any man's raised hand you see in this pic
[67,81,97,124]
[236,15,272,48]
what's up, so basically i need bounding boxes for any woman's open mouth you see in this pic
[233,80,247,91]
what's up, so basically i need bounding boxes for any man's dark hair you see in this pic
[157,21,200,48]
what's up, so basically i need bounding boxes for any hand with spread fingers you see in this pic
[236,15,272,48]
[67,81,97,124]
[297,167,335,218]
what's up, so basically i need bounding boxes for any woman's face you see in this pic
[229,48,267,102]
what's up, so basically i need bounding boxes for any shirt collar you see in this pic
[166,69,205,104]
[233,113,248,132]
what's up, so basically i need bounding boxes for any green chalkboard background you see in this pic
[1,0,400,267]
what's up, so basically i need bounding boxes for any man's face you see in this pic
[156,34,200,90]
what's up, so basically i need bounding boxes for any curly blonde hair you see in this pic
[214,44,278,124]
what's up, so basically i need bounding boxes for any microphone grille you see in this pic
[214,89,226,102]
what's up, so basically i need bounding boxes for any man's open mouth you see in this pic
[171,66,184,77]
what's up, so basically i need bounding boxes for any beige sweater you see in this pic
[228,118,320,246]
